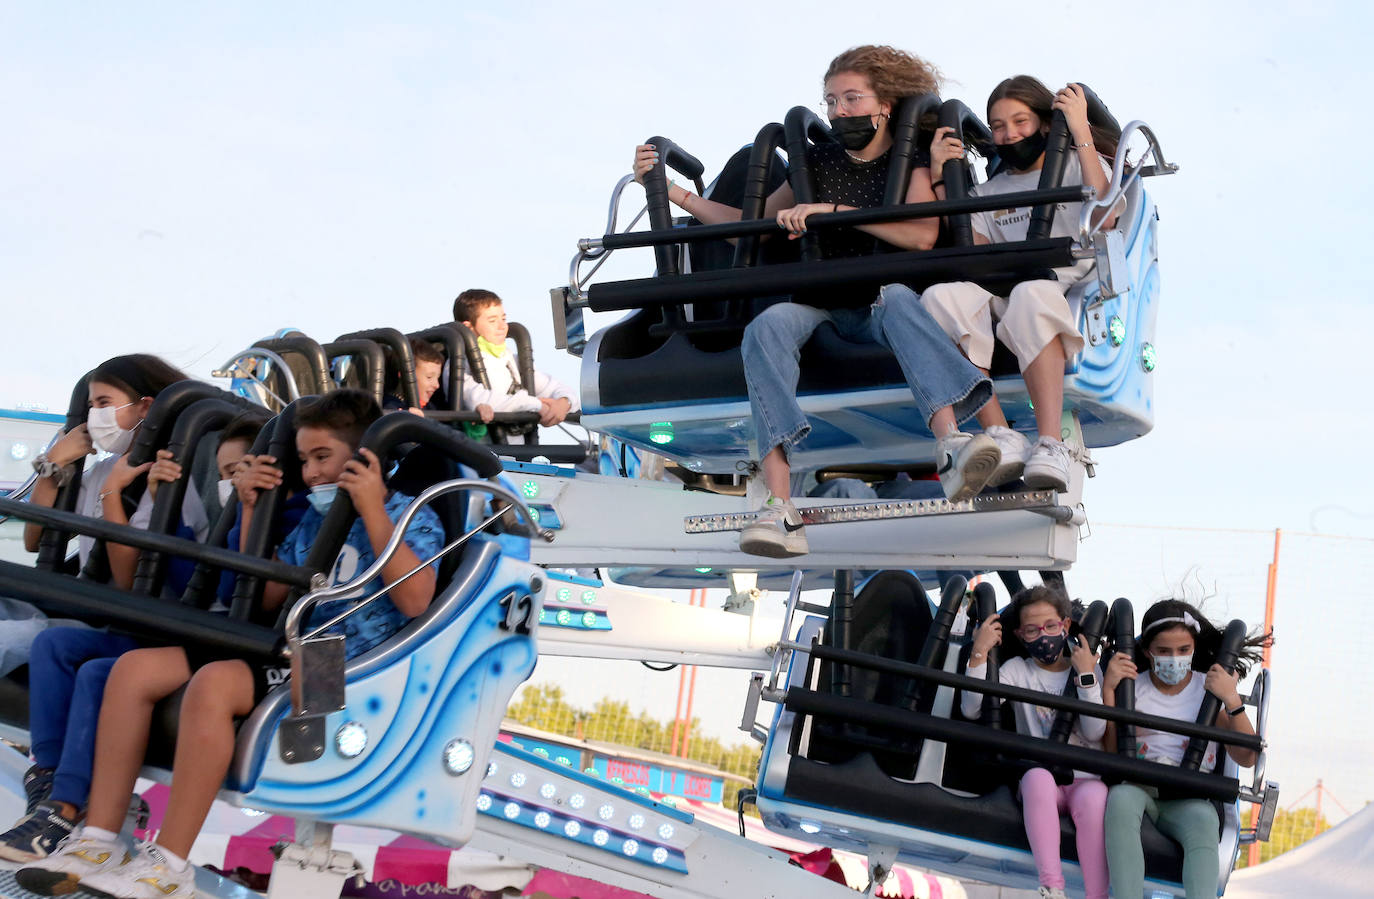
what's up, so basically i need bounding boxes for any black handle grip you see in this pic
[323,338,388,406]
[1048,599,1108,744]
[732,122,786,269]
[229,404,300,621]
[133,398,248,597]
[1110,597,1136,757]
[827,569,856,698]
[918,575,967,670]
[35,372,97,571]
[1181,618,1249,771]
[642,136,687,279]
[936,99,993,248]
[971,581,1001,728]
[336,328,419,408]
[1026,110,1073,241]
[782,106,831,262]
[252,336,333,397]
[882,93,940,207]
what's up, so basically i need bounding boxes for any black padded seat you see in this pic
[782,750,1188,884]
[597,311,1021,409]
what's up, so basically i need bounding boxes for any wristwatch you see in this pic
[31,453,74,487]
[1075,671,1097,688]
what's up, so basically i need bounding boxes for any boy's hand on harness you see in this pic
[477,403,495,424]
[234,454,282,508]
[539,397,571,427]
[339,448,386,516]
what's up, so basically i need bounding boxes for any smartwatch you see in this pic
[1075,671,1097,689]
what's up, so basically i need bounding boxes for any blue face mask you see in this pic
[1151,653,1193,686]
[307,483,339,514]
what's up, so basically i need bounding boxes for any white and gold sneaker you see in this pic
[77,842,195,899]
[14,829,128,896]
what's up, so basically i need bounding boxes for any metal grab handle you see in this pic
[1077,119,1178,242]
[283,477,549,646]
[212,346,301,404]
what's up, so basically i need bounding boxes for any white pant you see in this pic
[919,280,1084,371]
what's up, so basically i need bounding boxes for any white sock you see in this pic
[154,844,190,872]
[79,825,119,843]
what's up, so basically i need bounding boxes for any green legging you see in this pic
[1105,783,1219,898]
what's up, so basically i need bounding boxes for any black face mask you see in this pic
[995,130,1049,171]
[830,114,880,152]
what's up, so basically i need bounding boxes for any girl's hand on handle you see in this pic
[1070,634,1098,675]
[1204,663,1243,708]
[104,456,153,494]
[50,424,95,467]
[633,144,659,185]
[776,203,834,239]
[971,611,1002,658]
[1053,83,1092,146]
[930,126,965,172]
[1102,651,1137,692]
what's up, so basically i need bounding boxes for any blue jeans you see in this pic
[28,628,142,808]
[740,283,991,460]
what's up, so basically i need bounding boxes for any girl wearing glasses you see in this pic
[632,46,997,558]
[1100,600,1265,898]
[962,585,1108,899]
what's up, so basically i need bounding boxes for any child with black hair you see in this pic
[0,402,260,863]
[1101,599,1265,898]
[19,390,445,898]
[962,585,1108,899]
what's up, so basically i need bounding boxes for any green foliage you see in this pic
[505,681,761,810]
[1234,806,1330,868]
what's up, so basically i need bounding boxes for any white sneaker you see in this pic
[77,842,195,899]
[1023,436,1072,492]
[14,829,129,896]
[934,432,1000,502]
[739,494,809,558]
[984,426,1030,487]
[1038,887,1068,899]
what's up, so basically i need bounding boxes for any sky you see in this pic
[4,0,1373,822]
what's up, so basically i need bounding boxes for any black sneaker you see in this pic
[0,802,75,862]
[22,765,55,817]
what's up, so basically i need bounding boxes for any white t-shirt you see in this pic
[72,455,210,569]
[962,656,1107,776]
[459,344,580,445]
[970,152,1114,283]
[1134,674,1219,770]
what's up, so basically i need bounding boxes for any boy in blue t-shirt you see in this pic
[21,390,444,898]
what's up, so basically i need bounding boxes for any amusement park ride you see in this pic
[0,87,1278,899]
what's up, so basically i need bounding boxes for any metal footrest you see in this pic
[684,490,1064,534]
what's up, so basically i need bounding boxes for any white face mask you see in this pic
[216,478,235,505]
[87,403,138,455]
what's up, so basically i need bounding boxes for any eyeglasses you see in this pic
[1016,619,1067,640]
[820,91,877,114]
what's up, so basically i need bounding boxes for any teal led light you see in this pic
[556,587,572,603]
[581,589,596,605]
[1140,342,1157,373]
[1108,314,1126,347]
[648,422,675,445]
[556,609,573,626]
[693,567,713,574]
[582,611,598,628]
[529,507,542,524]
[521,479,540,499]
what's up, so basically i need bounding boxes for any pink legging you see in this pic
[1019,767,1108,899]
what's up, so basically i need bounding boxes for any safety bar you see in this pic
[785,687,1242,803]
[970,582,1002,727]
[580,187,1088,252]
[881,93,941,208]
[1078,119,1178,242]
[0,558,282,662]
[212,346,301,405]
[252,336,332,396]
[1047,599,1109,745]
[283,476,551,646]
[792,639,1263,752]
[0,496,315,589]
[583,237,1074,312]
[783,105,834,262]
[335,327,419,408]
[407,324,471,412]
[323,338,388,404]
[936,98,994,247]
[640,135,707,279]
[733,122,787,269]
[33,372,98,570]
